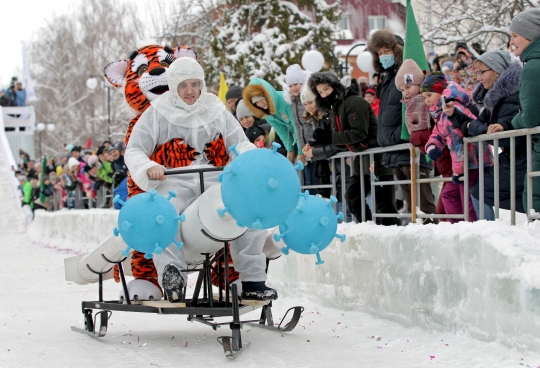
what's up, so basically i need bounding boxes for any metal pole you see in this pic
[107,86,111,141]
[39,130,42,159]
[410,145,417,223]
[344,43,367,77]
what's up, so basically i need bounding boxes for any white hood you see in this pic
[151,57,226,127]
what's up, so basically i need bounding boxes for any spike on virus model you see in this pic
[218,142,304,229]
[273,193,346,265]
[113,190,185,259]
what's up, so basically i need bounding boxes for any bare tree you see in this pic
[419,0,539,53]
[29,0,143,155]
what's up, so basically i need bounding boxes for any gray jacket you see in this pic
[288,93,314,152]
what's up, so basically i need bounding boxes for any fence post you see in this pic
[410,145,417,223]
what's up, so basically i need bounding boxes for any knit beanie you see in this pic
[68,157,80,170]
[395,59,425,89]
[358,76,368,84]
[236,100,255,119]
[364,88,377,96]
[420,72,447,94]
[475,50,512,75]
[225,85,243,100]
[300,83,316,103]
[286,64,306,86]
[245,126,266,143]
[510,8,540,41]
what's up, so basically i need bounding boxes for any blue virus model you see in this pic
[113,190,185,259]
[273,193,346,265]
[218,142,304,229]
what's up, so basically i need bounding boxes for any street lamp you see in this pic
[302,43,367,78]
[86,75,111,141]
[36,122,55,158]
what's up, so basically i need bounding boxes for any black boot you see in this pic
[162,264,185,303]
[241,281,278,301]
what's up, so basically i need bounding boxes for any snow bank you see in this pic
[28,208,540,351]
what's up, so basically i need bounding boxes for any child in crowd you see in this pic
[422,72,493,222]
[363,88,379,116]
[395,59,441,222]
[245,125,268,148]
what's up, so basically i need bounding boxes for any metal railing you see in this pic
[39,126,540,226]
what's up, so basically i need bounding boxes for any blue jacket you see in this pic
[113,177,128,209]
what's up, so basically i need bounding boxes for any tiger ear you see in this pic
[174,46,198,60]
[104,60,129,88]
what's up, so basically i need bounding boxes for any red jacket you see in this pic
[370,98,380,116]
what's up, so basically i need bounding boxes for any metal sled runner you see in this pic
[70,167,304,360]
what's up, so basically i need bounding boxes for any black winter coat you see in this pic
[449,62,525,212]
[377,65,430,169]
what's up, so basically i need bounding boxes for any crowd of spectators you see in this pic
[14,140,128,213]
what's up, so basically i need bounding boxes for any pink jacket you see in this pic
[426,82,493,175]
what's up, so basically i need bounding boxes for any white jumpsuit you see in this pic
[124,57,267,285]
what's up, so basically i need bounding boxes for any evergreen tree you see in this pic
[209,0,341,88]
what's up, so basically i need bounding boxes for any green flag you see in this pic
[401,0,429,141]
[40,156,47,204]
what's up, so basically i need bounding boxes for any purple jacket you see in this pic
[426,82,493,175]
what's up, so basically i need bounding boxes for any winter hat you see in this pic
[68,157,80,170]
[71,145,81,153]
[225,85,243,100]
[510,8,540,41]
[66,144,74,153]
[87,154,99,167]
[420,72,447,94]
[245,126,265,143]
[358,76,369,84]
[236,100,255,119]
[18,175,27,182]
[251,95,265,104]
[395,59,425,89]
[285,64,306,86]
[443,60,454,70]
[475,50,512,75]
[455,41,469,53]
[300,83,316,103]
[364,88,377,96]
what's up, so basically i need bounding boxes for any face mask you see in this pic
[322,90,337,104]
[254,141,265,148]
[379,54,395,69]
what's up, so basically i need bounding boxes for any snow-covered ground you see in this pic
[2,151,540,367]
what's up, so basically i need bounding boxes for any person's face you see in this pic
[303,100,317,115]
[289,83,302,96]
[239,116,255,129]
[510,32,532,57]
[373,75,379,84]
[227,98,238,112]
[359,82,368,89]
[377,47,394,57]
[60,156,67,165]
[72,165,80,173]
[255,98,268,110]
[72,151,80,159]
[28,161,35,168]
[177,79,201,105]
[475,62,498,90]
[16,83,22,90]
[254,135,266,144]
[400,84,420,100]
[422,91,442,108]
[316,83,334,98]
[109,149,120,161]
[364,93,375,104]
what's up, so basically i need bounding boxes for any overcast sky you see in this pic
[0,0,149,88]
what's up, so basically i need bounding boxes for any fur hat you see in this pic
[68,157,80,170]
[420,72,447,94]
[245,126,266,143]
[395,59,426,89]
[285,64,306,86]
[225,85,243,100]
[510,8,540,41]
[236,99,255,119]
[368,29,404,73]
[300,83,316,103]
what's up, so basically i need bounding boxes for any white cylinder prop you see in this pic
[181,184,247,265]
[356,51,375,74]
[64,235,130,285]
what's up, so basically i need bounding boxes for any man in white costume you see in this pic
[125,57,277,302]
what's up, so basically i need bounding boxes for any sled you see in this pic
[70,167,304,360]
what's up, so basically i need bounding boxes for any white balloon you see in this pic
[86,77,98,90]
[356,51,375,74]
[36,123,45,131]
[47,123,55,132]
[302,50,325,72]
